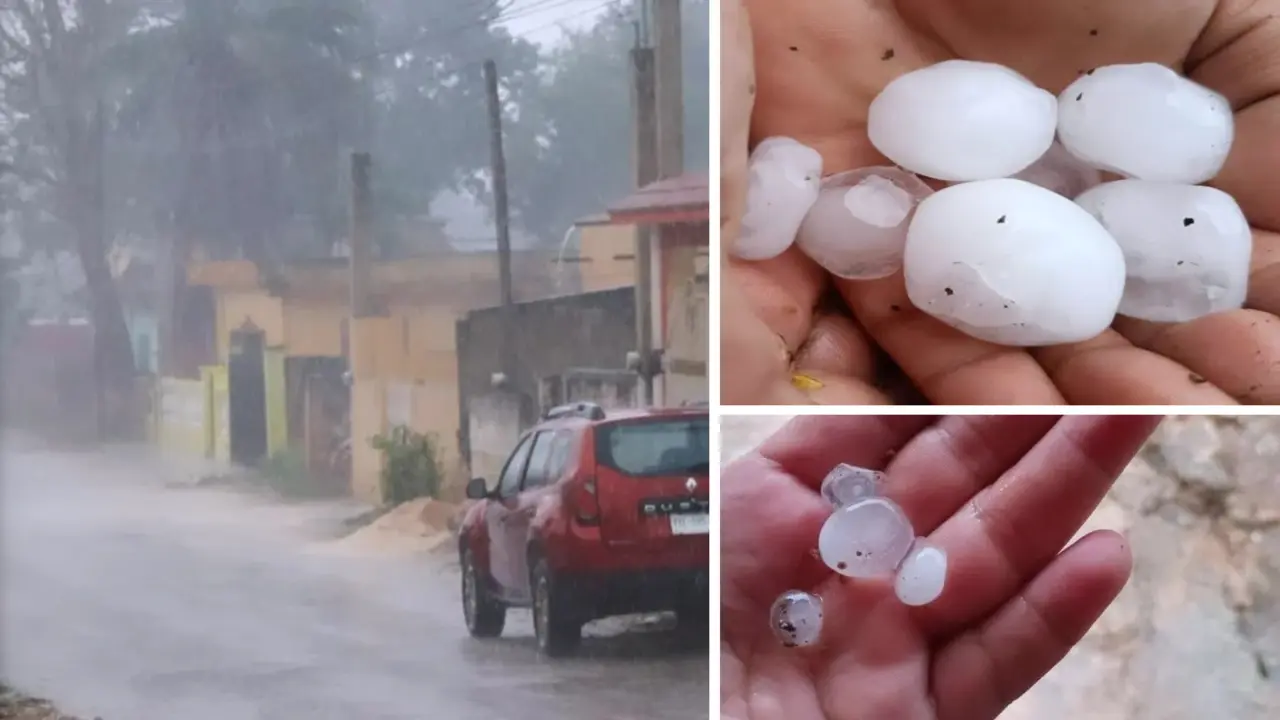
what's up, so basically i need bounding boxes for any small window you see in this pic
[530,431,575,489]
[596,417,710,477]
[521,432,557,491]
[497,435,534,497]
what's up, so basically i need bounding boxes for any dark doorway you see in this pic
[296,357,351,496]
[228,322,268,466]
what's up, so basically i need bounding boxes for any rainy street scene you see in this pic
[0,0,710,718]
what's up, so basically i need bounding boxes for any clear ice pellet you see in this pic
[769,590,824,647]
[820,463,885,508]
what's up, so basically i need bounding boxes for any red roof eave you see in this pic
[585,172,709,228]
[606,204,708,226]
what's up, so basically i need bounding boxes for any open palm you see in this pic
[721,415,1160,719]
[720,0,1280,405]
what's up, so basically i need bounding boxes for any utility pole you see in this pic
[483,59,517,389]
[652,0,684,178]
[631,44,658,406]
[349,152,374,318]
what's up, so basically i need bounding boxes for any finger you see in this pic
[1033,331,1238,405]
[793,312,878,381]
[1246,229,1280,311]
[788,371,895,405]
[882,416,1062,534]
[728,250,828,350]
[1113,310,1280,404]
[721,275,813,404]
[756,415,935,488]
[916,415,1158,636]
[719,0,755,256]
[931,530,1133,720]
[720,453,835,621]
[837,276,1068,405]
[1187,8,1280,233]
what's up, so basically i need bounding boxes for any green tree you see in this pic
[0,0,147,428]
[508,0,710,243]
[368,0,543,254]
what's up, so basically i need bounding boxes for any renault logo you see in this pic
[685,477,698,493]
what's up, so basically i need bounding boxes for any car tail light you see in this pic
[570,476,600,525]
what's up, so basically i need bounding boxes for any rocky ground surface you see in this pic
[721,415,1280,719]
[0,685,85,720]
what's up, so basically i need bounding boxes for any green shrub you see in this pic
[371,425,443,505]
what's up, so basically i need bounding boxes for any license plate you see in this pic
[669,513,709,535]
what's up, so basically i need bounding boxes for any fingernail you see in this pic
[791,373,824,391]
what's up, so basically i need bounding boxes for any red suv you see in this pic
[458,402,710,656]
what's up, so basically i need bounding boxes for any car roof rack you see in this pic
[543,401,607,421]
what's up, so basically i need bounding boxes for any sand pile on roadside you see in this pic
[319,497,459,556]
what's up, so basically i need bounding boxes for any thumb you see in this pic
[720,0,754,260]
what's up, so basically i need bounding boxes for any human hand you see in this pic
[721,415,1160,719]
[720,0,1280,405]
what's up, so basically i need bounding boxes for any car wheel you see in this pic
[675,592,711,638]
[461,548,506,638]
[531,557,581,657]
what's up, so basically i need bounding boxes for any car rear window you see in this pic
[596,417,710,477]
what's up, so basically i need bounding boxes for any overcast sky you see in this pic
[500,0,615,48]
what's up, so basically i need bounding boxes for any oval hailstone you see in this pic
[1058,63,1234,184]
[733,137,823,260]
[1075,180,1251,322]
[818,497,915,578]
[867,60,1058,181]
[894,539,948,607]
[796,167,934,279]
[770,590,824,647]
[820,464,885,509]
[903,178,1126,346]
[1013,141,1103,198]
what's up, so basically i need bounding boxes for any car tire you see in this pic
[531,557,582,657]
[461,548,506,638]
[675,593,711,637]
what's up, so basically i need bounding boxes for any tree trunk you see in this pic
[72,105,137,440]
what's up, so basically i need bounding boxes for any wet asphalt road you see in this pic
[0,446,708,720]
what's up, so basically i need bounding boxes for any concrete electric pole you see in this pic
[483,59,517,389]
[630,42,659,406]
[653,0,685,179]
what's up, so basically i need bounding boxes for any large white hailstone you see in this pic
[769,590,824,647]
[904,178,1126,346]
[867,60,1058,182]
[795,167,934,279]
[1057,64,1234,184]
[818,497,915,578]
[894,538,948,607]
[1075,180,1251,322]
[733,137,823,260]
[1013,141,1103,198]
[820,463,886,508]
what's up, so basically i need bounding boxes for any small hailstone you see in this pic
[893,538,948,607]
[1074,180,1251,322]
[903,178,1126,346]
[733,137,823,260]
[769,590,824,647]
[1057,63,1234,184]
[818,497,915,578]
[820,464,885,508]
[1013,141,1103,198]
[795,167,934,279]
[867,60,1058,181]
